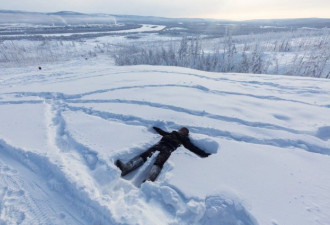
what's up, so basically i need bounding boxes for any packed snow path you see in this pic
[0,60,330,225]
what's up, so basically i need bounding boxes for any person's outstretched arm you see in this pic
[153,127,170,136]
[182,138,210,158]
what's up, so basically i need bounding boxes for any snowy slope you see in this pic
[0,59,330,225]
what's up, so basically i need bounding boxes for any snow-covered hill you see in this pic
[0,59,330,225]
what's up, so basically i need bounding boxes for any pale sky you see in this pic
[1,0,329,20]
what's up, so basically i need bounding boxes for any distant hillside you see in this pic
[47,11,87,16]
[0,9,329,28]
[0,10,116,25]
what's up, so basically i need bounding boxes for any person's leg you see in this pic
[145,147,171,182]
[116,145,158,176]
[139,145,158,161]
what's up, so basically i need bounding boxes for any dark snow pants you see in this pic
[139,144,173,168]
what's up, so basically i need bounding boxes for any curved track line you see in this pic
[67,99,309,135]
[66,104,330,156]
[7,82,327,108]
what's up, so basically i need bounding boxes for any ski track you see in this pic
[5,83,329,108]
[125,69,330,95]
[1,66,330,224]
[64,104,329,155]
[66,98,308,134]
[0,100,44,105]
[5,66,330,95]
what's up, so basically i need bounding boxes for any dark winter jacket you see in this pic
[153,127,210,157]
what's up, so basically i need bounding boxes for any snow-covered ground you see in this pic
[0,24,166,38]
[0,59,330,225]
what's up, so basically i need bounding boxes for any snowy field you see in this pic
[1,27,329,78]
[0,24,166,38]
[0,58,330,224]
[1,11,329,78]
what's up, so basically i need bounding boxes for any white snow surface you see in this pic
[0,59,330,225]
[0,24,166,38]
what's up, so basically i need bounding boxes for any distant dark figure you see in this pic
[38,66,42,70]
[115,127,211,182]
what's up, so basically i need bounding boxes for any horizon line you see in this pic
[1,8,330,22]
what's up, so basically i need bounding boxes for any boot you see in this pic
[145,165,161,182]
[115,156,145,176]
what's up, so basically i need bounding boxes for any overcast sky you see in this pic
[1,0,329,20]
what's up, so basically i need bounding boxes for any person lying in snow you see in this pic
[115,127,211,182]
